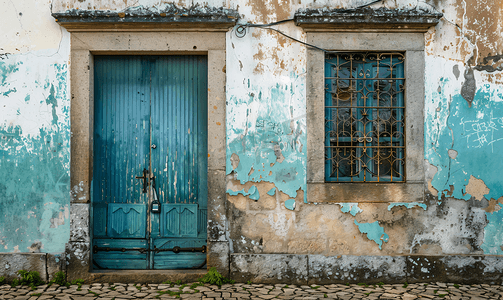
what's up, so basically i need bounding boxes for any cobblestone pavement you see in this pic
[1,282,503,300]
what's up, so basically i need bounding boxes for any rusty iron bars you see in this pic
[324,52,406,182]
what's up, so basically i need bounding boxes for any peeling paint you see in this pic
[338,203,362,216]
[354,220,389,250]
[227,185,260,201]
[0,48,70,253]
[284,199,295,211]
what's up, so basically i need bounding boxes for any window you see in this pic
[325,52,405,182]
[300,30,436,202]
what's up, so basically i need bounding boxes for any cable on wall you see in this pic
[234,0,384,52]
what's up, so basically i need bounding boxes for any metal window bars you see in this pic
[324,52,405,182]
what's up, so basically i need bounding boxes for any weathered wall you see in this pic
[0,0,70,257]
[222,0,503,258]
[1,0,502,282]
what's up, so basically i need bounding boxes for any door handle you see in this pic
[135,168,149,193]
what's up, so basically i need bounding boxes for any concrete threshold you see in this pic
[89,269,207,284]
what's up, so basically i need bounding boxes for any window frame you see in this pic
[324,51,406,183]
[306,32,425,203]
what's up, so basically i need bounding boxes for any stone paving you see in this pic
[1,282,503,300]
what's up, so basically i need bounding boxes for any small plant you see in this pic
[31,293,42,297]
[190,282,204,289]
[403,282,408,288]
[345,283,350,286]
[88,290,99,296]
[453,284,460,289]
[109,286,116,291]
[179,284,188,290]
[17,270,44,288]
[135,285,141,291]
[283,285,289,288]
[11,278,19,287]
[434,289,438,294]
[424,283,428,286]
[357,283,368,287]
[438,294,447,298]
[49,271,66,286]
[246,280,252,285]
[243,287,247,291]
[175,279,182,285]
[364,292,374,296]
[71,278,84,287]
[324,294,328,298]
[377,282,384,288]
[198,267,234,287]
[0,276,5,285]
[311,286,320,289]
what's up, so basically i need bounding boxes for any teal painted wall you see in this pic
[0,55,70,253]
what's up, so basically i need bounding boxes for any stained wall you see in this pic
[1,0,502,280]
[0,0,70,256]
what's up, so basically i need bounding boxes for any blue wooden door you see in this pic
[92,56,208,269]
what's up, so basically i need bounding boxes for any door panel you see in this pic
[92,55,207,270]
[93,239,148,270]
[150,56,208,206]
[160,204,198,238]
[151,239,206,270]
[107,204,147,238]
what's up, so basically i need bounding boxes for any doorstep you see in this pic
[89,269,208,284]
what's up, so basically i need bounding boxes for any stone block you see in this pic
[65,242,90,282]
[309,255,407,284]
[47,253,66,281]
[207,241,229,278]
[70,203,90,242]
[442,256,503,284]
[406,255,446,283]
[0,253,47,281]
[230,254,308,285]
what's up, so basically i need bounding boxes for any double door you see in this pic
[92,55,208,269]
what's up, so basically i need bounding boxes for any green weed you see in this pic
[453,284,460,289]
[88,290,99,296]
[0,276,5,285]
[175,280,182,285]
[31,293,42,297]
[324,294,328,298]
[311,286,320,289]
[10,278,19,288]
[198,267,234,287]
[17,270,45,288]
[246,280,252,285]
[49,271,66,286]
[377,282,384,288]
[403,282,408,288]
[357,283,368,287]
[190,282,204,289]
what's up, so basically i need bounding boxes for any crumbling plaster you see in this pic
[0,0,502,280]
[0,0,71,254]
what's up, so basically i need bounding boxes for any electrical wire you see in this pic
[234,0,384,52]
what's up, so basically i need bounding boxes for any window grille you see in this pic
[325,52,405,182]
